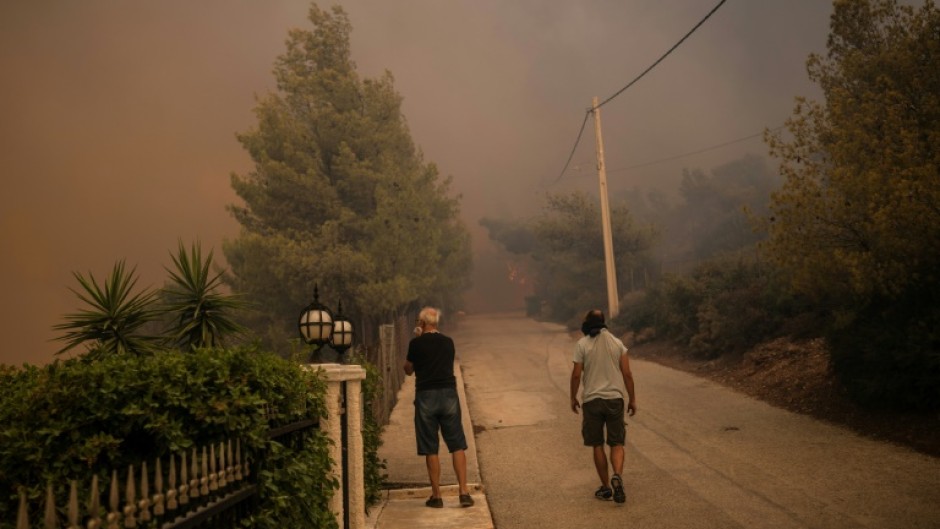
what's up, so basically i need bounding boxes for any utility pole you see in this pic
[592,96,619,318]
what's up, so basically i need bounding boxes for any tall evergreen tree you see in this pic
[224,4,471,343]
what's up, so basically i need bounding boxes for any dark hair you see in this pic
[583,309,605,326]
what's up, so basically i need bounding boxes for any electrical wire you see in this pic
[596,0,727,110]
[607,124,785,174]
[553,0,729,183]
[555,124,784,183]
[553,112,591,184]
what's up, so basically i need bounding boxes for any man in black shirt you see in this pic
[404,306,474,508]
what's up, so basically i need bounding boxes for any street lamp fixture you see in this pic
[331,301,354,353]
[298,284,354,362]
[298,284,334,346]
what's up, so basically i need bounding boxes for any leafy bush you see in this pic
[686,259,789,358]
[0,347,336,528]
[828,291,940,411]
[619,254,815,358]
[618,269,709,346]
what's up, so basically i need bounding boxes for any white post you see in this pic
[345,376,365,529]
[305,363,367,529]
[593,96,620,318]
[323,370,344,522]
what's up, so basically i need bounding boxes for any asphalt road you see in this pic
[451,312,940,529]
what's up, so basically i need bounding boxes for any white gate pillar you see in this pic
[305,363,367,529]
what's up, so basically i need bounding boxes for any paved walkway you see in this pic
[366,358,494,529]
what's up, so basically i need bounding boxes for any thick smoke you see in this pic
[0,1,831,364]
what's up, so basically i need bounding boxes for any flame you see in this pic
[506,262,527,285]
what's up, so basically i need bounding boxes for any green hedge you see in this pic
[357,357,387,507]
[0,347,337,529]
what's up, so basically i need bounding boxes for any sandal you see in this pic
[459,493,474,507]
[594,485,612,501]
[425,496,443,508]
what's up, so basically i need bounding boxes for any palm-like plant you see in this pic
[162,241,247,350]
[54,261,161,359]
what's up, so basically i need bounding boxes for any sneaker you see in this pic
[459,493,474,507]
[611,474,626,504]
[425,496,443,508]
[594,485,613,501]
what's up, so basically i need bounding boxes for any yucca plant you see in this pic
[162,240,248,350]
[53,260,161,359]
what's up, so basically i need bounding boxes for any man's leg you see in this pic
[609,445,626,504]
[439,387,472,500]
[452,449,469,494]
[610,444,624,477]
[607,401,627,504]
[426,454,442,498]
[592,445,610,486]
[583,400,609,487]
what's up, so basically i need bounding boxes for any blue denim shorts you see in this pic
[414,387,468,455]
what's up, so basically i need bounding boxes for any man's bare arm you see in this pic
[404,360,414,376]
[620,351,637,415]
[570,362,583,413]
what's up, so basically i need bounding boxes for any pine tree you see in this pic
[224,4,471,343]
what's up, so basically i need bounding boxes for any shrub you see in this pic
[618,272,705,346]
[0,347,336,528]
[52,261,162,359]
[619,254,817,358]
[355,354,387,507]
[828,291,940,411]
[161,240,249,350]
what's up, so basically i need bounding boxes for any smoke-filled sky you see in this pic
[0,1,833,365]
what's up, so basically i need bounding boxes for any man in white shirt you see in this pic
[570,309,637,504]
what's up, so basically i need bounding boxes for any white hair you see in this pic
[418,306,441,326]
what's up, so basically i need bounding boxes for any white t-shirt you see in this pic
[573,328,628,402]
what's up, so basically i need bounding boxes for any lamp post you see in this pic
[297,288,364,529]
[299,284,354,363]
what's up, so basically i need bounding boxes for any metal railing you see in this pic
[13,416,318,529]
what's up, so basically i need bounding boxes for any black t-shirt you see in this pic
[407,332,457,392]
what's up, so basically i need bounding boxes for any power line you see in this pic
[607,125,785,174]
[553,0,728,183]
[558,124,784,182]
[597,0,727,110]
[554,112,591,184]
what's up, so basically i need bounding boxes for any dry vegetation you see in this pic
[630,337,940,458]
